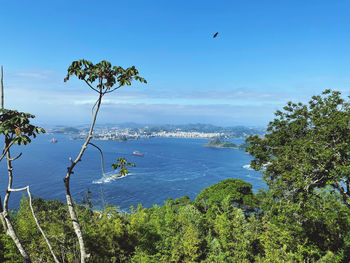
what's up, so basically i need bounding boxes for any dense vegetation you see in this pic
[0,62,349,263]
[0,178,349,262]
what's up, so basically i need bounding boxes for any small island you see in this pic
[204,137,238,148]
[204,137,249,149]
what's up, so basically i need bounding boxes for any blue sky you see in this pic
[0,0,349,127]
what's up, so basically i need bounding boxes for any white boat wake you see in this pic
[92,171,131,184]
[243,164,254,170]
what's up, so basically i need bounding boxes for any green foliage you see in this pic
[16,197,80,262]
[194,178,256,217]
[0,109,45,145]
[0,181,348,262]
[208,208,258,262]
[246,89,350,206]
[316,251,342,263]
[64,59,146,91]
[112,158,136,176]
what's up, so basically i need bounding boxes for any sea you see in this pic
[0,133,265,212]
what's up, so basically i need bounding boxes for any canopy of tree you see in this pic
[246,90,350,208]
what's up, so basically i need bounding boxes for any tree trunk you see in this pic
[63,93,102,262]
[64,177,89,262]
[3,149,31,262]
[0,196,7,232]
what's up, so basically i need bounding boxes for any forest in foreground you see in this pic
[1,176,349,263]
[0,61,349,262]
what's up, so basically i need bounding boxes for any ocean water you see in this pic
[0,133,264,211]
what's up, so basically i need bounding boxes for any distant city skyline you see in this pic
[1,1,349,127]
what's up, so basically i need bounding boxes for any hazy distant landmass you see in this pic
[48,123,265,141]
[50,127,80,134]
[140,123,264,137]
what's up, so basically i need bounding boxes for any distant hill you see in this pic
[51,127,80,134]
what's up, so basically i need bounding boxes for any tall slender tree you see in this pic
[63,59,146,262]
[0,113,46,262]
[0,67,60,263]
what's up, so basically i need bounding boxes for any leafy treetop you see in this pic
[246,89,350,207]
[64,59,147,94]
[194,178,256,217]
[0,109,45,145]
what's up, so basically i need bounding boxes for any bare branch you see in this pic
[8,186,28,192]
[83,79,99,93]
[88,142,107,177]
[26,186,60,263]
[91,96,101,117]
[0,140,15,162]
[9,152,22,161]
[7,186,60,263]
[103,83,123,94]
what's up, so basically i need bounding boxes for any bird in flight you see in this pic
[213,32,219,38]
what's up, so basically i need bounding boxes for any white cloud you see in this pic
[4,67,349,127]
[11,72,50,79]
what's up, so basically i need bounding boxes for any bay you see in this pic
[0,133,264,211]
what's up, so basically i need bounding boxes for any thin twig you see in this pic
[88,142,107,177]
[0,140,15,162]
[8,186,28,192]
[83,79,99,93]
[9,152,22,161]
[103,84,122,94]
[91,97,100,117]
[8,186,60,263]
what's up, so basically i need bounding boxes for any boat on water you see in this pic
[50,138,58,143]
[133,151,144,157]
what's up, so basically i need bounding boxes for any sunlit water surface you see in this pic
[0,134,264,211]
